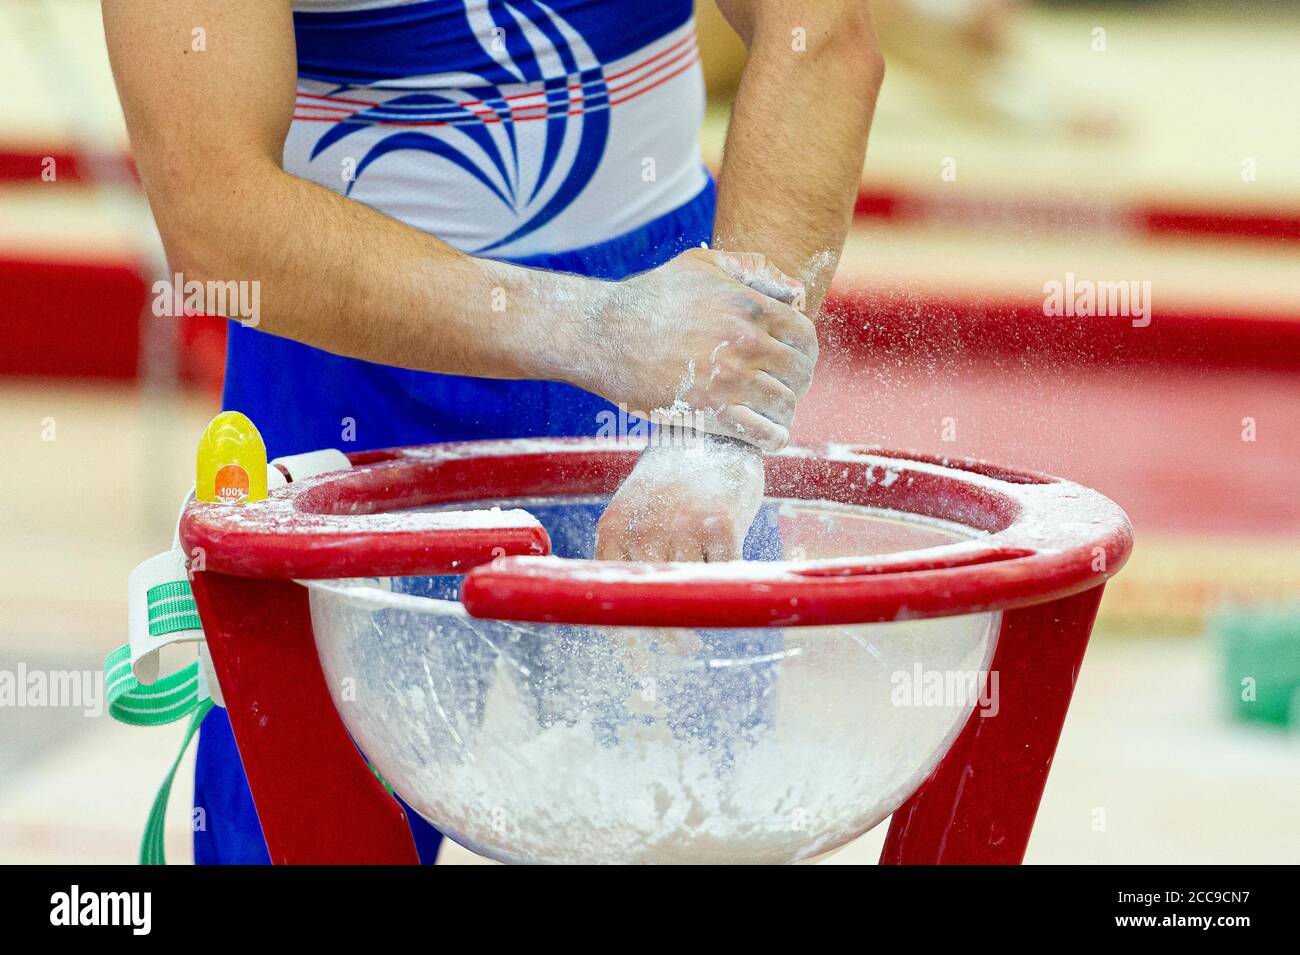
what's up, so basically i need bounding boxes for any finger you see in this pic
[668,511,723,563]
[701,516,739,562]
[626,523,670,562]
[680,400,788,450]
[670,527,707,562]
[743,371,798,430]
[754,337,817,399]
[709,251,806,306]
[686,247,806,306]
[717,404,789,452]
[755,298,819,360]
[594,521,628,561]
[596,540,631,561]
[629,542,669,562]
[687,247,763,276]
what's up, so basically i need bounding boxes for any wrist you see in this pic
[638,431,764,487]
[475,259,615,388]
[534,270,620,392]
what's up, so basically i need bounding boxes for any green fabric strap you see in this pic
[146,579,203,637]
[105,644,202,726]
[106,572,212,864]
[140,699,214,865]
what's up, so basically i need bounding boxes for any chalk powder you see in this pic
[308,496,998,864]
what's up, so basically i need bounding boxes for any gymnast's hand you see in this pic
[594,436,764,562]
[577,248,816,453]
[592,251,813,562]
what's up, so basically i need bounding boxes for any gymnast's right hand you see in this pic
[576,248,818,452]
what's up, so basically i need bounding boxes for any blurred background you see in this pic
[1,0,1296,864]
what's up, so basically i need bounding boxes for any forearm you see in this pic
[152,162,599,384]
[653,4,884,473]
[713,2,884,314]
[103,0,599,386]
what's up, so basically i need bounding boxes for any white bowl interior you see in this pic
[306,495,1000,864]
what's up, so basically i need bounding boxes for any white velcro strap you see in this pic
[126,549,206,687]
[271,448,351,482]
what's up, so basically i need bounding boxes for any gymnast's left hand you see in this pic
[594,437,764,562]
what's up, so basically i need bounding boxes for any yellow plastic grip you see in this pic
[195,411,269,504]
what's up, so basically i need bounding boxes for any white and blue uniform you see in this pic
[203,0,723,864]
[288,0,708,257]
[221,0,715,455]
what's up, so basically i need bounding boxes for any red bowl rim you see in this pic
[180,438,1133,627]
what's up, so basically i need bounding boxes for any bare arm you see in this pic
[103,0,578,382]
[102,0,813,447]
[596,0,883,561]
[712,0,884,311]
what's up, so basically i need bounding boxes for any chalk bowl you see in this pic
[183,439,1129,863]
[307,495,999,864]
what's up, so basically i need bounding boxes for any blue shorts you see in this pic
[194,179,717,864]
